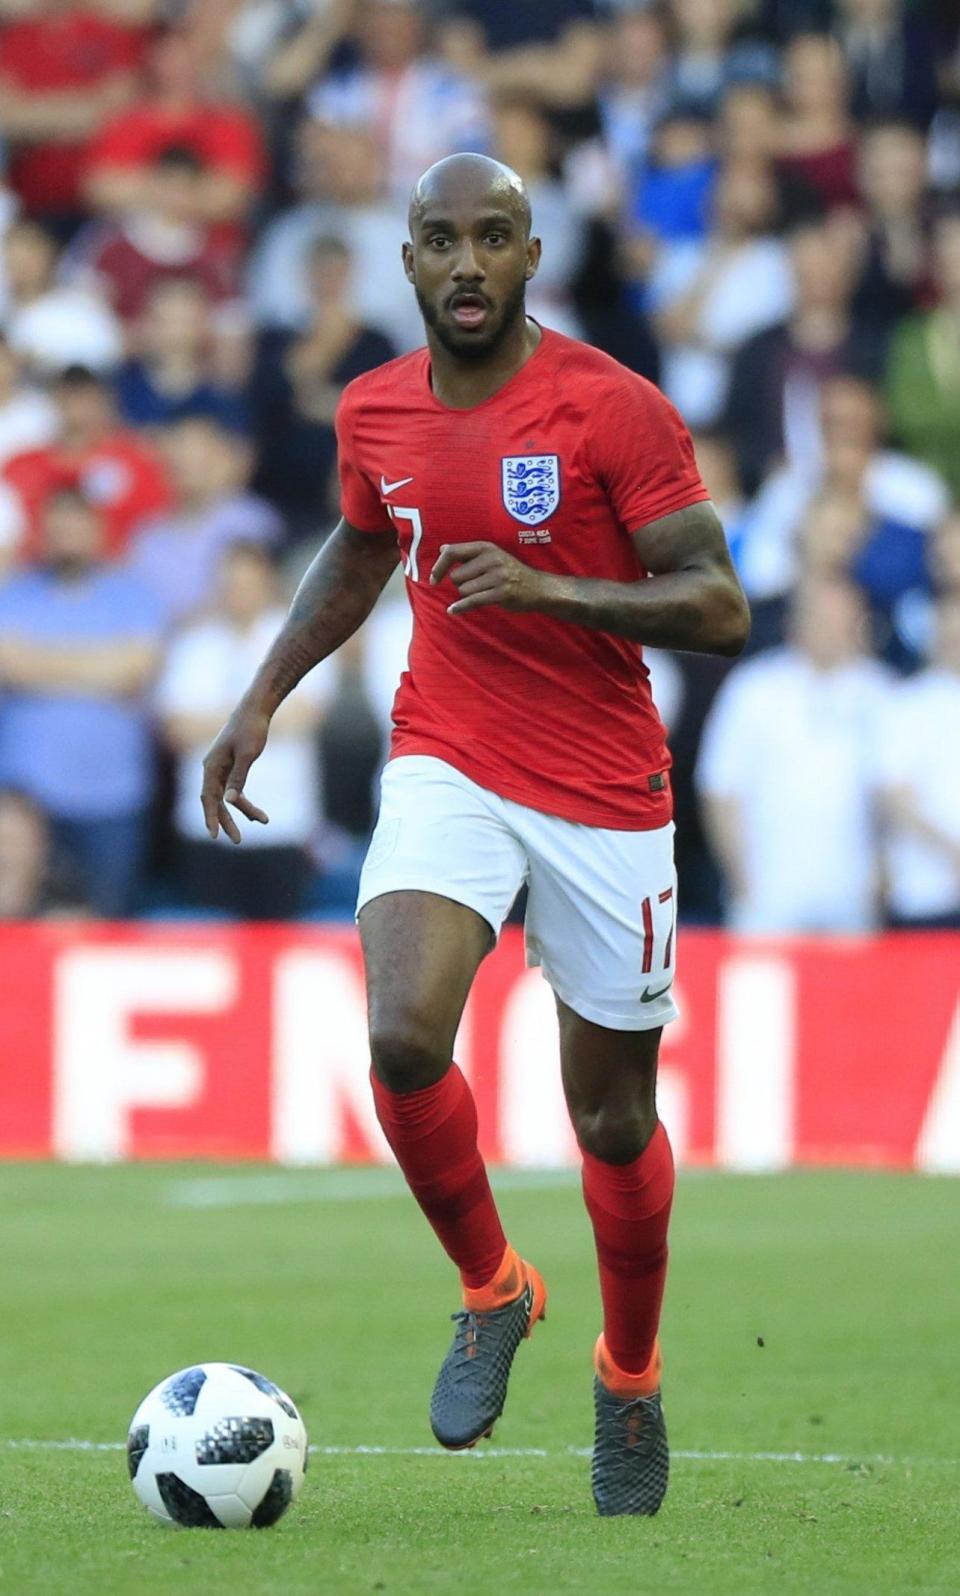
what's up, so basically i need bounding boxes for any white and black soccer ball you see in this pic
[127,1363,308,1528]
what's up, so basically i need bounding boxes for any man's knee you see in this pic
[369,1009,451,1093]
[572,1101,659,1165]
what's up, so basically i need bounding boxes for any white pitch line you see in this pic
[3,1439,957,1467]
[164,1167,581,1209]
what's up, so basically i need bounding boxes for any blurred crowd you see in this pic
[0,0,958,930]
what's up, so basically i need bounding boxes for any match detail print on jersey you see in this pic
[501,455,560,527]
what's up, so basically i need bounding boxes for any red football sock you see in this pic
[370,1064,508,1289]
[581,1120,675,1377]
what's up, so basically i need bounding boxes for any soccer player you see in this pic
[201,153,749,1516]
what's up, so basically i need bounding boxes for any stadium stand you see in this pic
[0,0,957,928]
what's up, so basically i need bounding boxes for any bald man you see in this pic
[202,153,749,1516]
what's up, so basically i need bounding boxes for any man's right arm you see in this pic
[201,517,399,842]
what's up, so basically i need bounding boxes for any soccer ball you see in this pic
[127,1363,308,1528]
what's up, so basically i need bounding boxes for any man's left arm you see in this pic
[430,500,751,657]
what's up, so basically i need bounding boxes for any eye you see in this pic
[484,232,505,246]
[428,236,452,250]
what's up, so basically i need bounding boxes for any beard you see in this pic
[415,276,528,362]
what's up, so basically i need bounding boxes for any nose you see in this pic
[451,239,485,282]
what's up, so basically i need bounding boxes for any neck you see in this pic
[427,315,541,410]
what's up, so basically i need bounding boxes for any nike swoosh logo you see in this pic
[380,474,414,497]
[640,982,672,1003]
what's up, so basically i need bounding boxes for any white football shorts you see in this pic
[356,755,679,1032]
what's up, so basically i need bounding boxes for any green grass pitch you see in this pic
[1,1162,957,1595]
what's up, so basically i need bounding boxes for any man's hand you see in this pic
[430,542,546,616]
[200,706,272,844]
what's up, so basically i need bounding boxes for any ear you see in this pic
[524,235,542,282]
[402,240,415,284]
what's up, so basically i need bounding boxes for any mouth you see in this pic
[448,292,490,330]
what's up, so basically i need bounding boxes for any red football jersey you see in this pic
[336,327,709,829]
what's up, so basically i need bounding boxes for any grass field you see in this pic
[1,1163,958,1595]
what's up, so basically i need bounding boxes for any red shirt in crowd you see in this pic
[0,11,147,213]
[4,435,173,560]
[84,222,240,322]
[88,102,265,190]
[336,327,710,830]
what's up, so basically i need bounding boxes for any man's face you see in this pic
[403,191,540,361]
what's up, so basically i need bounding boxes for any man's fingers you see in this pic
[225,786,269,825]
[201,762,230,839]
[201,791,221,840]
[450,573,501,599]
[219,801,242,845]
[448,590,499,616]
[430,542,493,584]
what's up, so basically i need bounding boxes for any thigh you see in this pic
[523,815,678,1033]
[359,889,493,1073]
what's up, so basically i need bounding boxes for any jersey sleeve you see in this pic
[335,387,392,535]
[590,374,710,533]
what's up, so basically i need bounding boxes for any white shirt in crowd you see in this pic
[5,287,124,375]
[735,452,950,601]
[651,236,795,426]
[874,669,960,919]
[696,647,892,932]
[156,607,334,847]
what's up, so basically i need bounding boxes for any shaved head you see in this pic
[409,153,532,239]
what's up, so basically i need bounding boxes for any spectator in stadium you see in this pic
[1,217,123,375]
[650,155,794,426]
[252,234,394,533]
[0,0,147,235]
[851,120,933,340]
[489,95,586,339]
[886,209,960,501]
[156,539,333,920]
[0,335,57,467]
[3,365,172,561]
[734,374,949,612]
[723,216,880,493]
[258,0,358,104]
[875,593,960,929]
[72,145,242,326]
[126,416,283,627]
[302,0,489,202]
[664,0,777,121]
[596,6,670,181]
[0,787,90,920]
[834,0,940,131]
[116,277,248,433]
[774,33,859,212]
[0,487,162,915]
[626,106,719,269]
[696,571,890,932]
[84,28,265,235]
[248,120,421,350]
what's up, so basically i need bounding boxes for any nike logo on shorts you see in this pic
[380,474,414,496]
[641,981,672,1003]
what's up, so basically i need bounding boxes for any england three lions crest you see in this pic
[501,454,560,527]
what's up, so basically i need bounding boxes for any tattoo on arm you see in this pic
[534,501,750,656]
[247,519,399,713]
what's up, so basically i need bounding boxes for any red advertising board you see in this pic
[0,924,957,1171]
